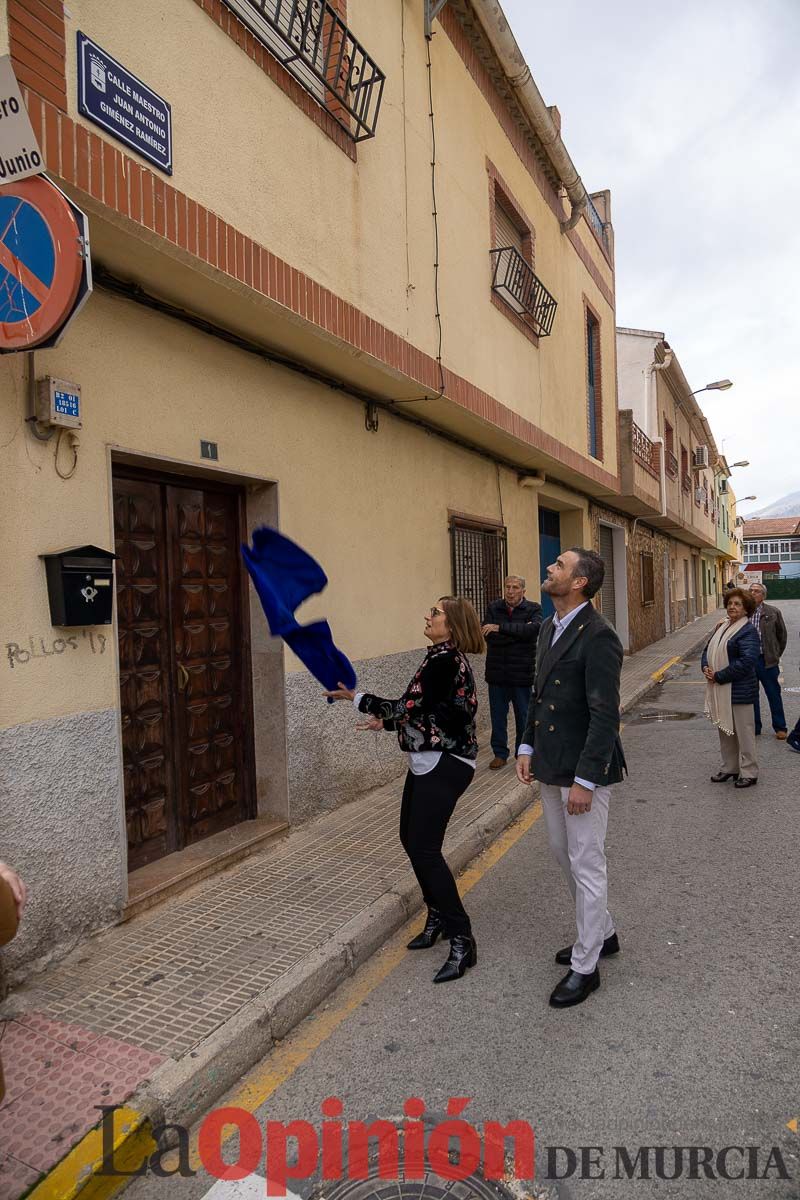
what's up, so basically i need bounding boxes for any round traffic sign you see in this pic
[0,176,83,350]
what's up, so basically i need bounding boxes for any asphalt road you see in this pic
[124,602,800,1200]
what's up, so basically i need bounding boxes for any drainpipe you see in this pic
[469,0,589,232]
[646,350,673,517]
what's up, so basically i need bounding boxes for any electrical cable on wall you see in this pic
[54,427,79,480]
[391,28,446,406]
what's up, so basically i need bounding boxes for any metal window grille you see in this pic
[450,520,508,619]
[489,246,557,336]
[222,0,385,141]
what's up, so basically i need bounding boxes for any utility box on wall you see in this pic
[40,545,117,626]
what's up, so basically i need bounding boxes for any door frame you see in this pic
[109,452,267,878]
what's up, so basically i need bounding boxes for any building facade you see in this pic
[742,518,800,579]
[614,327,732,635]
[1,0,625,975]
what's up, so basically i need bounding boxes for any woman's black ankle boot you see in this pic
[433,934,477,983]
[407,908,445,950]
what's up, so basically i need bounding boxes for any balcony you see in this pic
[665,450,679,480]
[586,196,609,252]
[632,422,660,478]
[615,410,662,517]
[490,247,558,337]
[223,0,386,141]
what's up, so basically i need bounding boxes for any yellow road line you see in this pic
[27,1107,157,1200]
[174,798,544,1169]
[650,655,681,682]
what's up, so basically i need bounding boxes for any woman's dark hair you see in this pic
[725,587,756,616]
[566,547,605,599]
[441,597,485,655]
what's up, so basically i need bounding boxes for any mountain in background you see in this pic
[741,490,800,519]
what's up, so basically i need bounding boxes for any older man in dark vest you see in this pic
[481,575,542,769]
[517,547,626,1009]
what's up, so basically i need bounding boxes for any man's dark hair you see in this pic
[566,546,605,599]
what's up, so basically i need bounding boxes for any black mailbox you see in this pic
[40,545,118,627]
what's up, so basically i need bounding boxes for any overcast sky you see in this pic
[502,0,800,514]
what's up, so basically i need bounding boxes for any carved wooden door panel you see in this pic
[113,471,252,869]
[166,485,248,845]
[114,477,178,870]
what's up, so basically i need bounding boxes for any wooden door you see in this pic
[114,471,253,870]
[114,477,178,869]
[166,485,249,846]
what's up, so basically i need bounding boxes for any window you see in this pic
[586,307,603,460]
[664,420,674,457]
[449,516,507,618]
[486,162,556,340]
[640,552,655,606]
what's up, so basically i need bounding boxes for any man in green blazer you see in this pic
[517,547,625,1009]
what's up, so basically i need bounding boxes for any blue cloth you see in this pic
[754,656,787,733]
[701,623,759,705]
[242,527,356,700]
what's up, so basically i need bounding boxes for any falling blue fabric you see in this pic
[242,527,356,700]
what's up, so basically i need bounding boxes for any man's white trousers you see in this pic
[539,783,615,974]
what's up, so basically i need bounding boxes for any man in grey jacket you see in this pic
[748,583,788,738]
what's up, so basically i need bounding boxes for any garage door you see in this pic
[598,525,617,627]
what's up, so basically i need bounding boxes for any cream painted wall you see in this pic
[0,295,544,731]
[63,0,616,473]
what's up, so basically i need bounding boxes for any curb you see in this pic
[31,779,536,1197]
[619,621,716,715]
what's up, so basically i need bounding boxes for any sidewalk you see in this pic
[0,610,721,1199]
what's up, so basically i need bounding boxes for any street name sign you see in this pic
[77,33,172,174]
[0,56,44,183]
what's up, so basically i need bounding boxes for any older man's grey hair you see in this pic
[749,581,768,597]
[505,575,526,588]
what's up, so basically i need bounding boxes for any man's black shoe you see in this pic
[734,777,758,788]
[549,967,600,1008]
[555,931,619,966]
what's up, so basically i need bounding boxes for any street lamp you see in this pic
[730,460,749,468]
[741,496,757,502]
[692,379,733,395]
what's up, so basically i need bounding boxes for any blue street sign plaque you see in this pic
[77,33,172,175]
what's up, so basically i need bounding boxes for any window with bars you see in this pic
[449,518,508,620]
[640,551,655,606]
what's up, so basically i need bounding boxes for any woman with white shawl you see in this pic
[701,588,761,788]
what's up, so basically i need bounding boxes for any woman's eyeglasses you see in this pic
[429,606,446,618]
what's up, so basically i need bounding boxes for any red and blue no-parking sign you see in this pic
[0,176,91,352]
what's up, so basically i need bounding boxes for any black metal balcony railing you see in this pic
[490,247,558,337]
[223,0,386,141]
[665,450,679,479]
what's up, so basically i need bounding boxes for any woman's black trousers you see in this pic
[399,754,474,938]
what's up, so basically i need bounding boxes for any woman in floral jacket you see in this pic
[327,596,484,983]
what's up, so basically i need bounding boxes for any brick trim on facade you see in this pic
[192,0,357,161]
[8,0,67,114]
[486,158,541,346]
[23,89,621,494]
